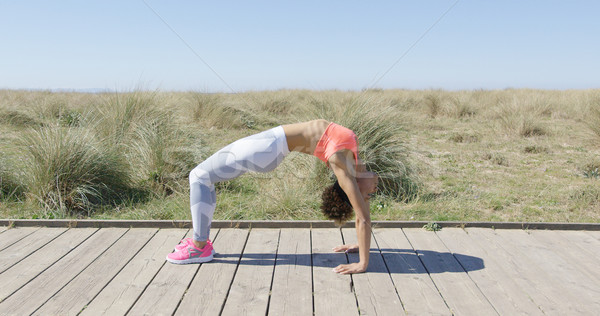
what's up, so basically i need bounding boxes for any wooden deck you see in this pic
[0,226,599,315]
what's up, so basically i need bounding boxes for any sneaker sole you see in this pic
[173,246,217,256]
[166,253,214,264]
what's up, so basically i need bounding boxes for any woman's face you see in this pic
[357,171,378,202]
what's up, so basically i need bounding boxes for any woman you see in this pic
[167,119,379,274]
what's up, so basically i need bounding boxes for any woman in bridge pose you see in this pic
[167,119,379,274]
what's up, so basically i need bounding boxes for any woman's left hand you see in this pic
[333,262,367,274]
[332,244,359,253]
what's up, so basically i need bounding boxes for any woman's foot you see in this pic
[174,238,215,253]
[174,237,193,251]
[167,241,214,264]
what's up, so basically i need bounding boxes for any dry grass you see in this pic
[585,98,600,145]
[1,88,600,223]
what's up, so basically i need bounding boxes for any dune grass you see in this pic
[18,126,132,217]
[298,93,419,200]
[0,156,25,201]
[1,88,599,223]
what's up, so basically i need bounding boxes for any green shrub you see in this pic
[583,168,599,179]
[59,110,82,127]
[423,222,442,231]
[581,160,600,179]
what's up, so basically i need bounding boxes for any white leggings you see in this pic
[189,126,289,241]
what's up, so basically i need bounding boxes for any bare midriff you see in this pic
[281,119,330,154]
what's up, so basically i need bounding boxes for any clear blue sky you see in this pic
[1,1,599,92]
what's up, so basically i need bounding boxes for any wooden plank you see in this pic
[0,227,7,234]
[341,228,403,315]
[493,229,600,314]
[268,228,312,316]
[437,228,543,315]
[311,228,358,316]
[81,229,188,316]
[373,228,450,316]
[557,230,600,260]
[403,228,498,315]
[0,228,127,315]
[0,227,40,251]
[0,228,97,301]
[221,228,280,316]
[33,228,158,315]
[0,227,67,273]
[175,228,249,316]
[469,228,590,315]
[530,230,600,282]
[128,229,217,316]
[585,230,600,242]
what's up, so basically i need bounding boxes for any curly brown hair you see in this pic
[321,181,354,226]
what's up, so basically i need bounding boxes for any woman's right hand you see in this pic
[333,244,359,253]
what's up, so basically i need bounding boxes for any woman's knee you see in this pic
[189,167,211,186]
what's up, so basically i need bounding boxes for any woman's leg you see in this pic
[189,126,289,243]
[189,168,217,242]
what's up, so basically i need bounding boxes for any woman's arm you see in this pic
[328,152,371,274]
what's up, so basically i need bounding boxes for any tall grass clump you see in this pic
[19,126,131,216]
[90,92,159,146]
[87,91,199,196]
[129,112,198,195]
[305,95,420,201]
[424,93,443,118]
[190,93,236,129]
[23,91,95,128]
[451,96,477,118]
[494,98,547,137]
[188,92,262,129]
[0,156,25,201]
[260,98,292,116]
[0,109,42,127]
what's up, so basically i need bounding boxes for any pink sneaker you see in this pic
[167,242,214,264]
[174,238,193,251]
[174,238,215,255]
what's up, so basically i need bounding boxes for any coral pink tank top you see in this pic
[313,123,359,165]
